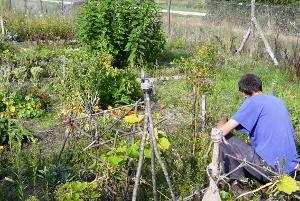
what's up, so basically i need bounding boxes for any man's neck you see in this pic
[250,91,263,97]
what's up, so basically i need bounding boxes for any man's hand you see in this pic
[217,117,228,128]
[211,127,223,143]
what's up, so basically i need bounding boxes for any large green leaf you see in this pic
[108,155,126,166]
[144,148,151,158]
[277,175,299,195]
[89,191,101,199]
[158,137,170,150]
[64,193,82,201]
[128,147,140,158]
[152,113,163,120]
[69,181,87,192]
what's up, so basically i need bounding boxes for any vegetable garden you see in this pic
[1,0,300,200]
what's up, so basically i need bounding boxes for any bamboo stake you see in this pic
[270,83,275,96]
[132,99,149,201]
[132,102,138,145]
[192,87,197,155]
[148,93,158,201]
[0,16,4,36]
[148,99,177,201]
[201,95,206,130]
[250,0,255,58]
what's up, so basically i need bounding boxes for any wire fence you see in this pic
[206,1,300,35]
[2,0,300,64]
[158,1,300,65]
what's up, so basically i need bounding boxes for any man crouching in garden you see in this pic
[211,74,300,198]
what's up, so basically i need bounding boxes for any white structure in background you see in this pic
[161,9,206,16]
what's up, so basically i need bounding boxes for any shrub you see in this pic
[3,12,76,42]
[76,0,166,67]
[64,50,142,108]
[0,41,14,53]
[0,88,50,118]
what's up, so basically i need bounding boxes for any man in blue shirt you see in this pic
[212,74,300,196]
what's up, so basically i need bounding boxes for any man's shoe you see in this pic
[231,180,251,200]
[217,180,230,192]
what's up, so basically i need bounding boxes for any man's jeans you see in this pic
[219,132,274,183]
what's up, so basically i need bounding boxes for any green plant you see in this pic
[1,89,50,119]
[38,164,77,192]
[77,0,166,67]
[6,123,34,201]
[3,13,76,42]
[13,66,28,82]
[0,41,14,53]
[15,144,25,201]
[30,139,40,197]
[0,112,34,144]
[30,67,44,84]
[55,180,101,201]
[64,50,142,108]
[95,113,169,173]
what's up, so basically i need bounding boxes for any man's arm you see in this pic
[217,118,239,136]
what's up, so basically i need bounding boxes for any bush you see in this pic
[76,0,166,67]
[3,12,76,42]
[64,50,142,108]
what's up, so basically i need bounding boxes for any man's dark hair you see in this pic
[238,74,262,95]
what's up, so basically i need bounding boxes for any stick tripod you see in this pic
[237,0,278,65]
[131,69,177,201]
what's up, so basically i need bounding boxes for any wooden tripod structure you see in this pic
[237,0,278,65]
[132,69,177,201]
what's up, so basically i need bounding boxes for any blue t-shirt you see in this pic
[232,94,300,174]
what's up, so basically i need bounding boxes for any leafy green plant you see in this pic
[3,13,76,42]
[64,50,142,108]
[29,139,40,198]
[55,180,101,201]
[1,89,50,119]
[0,113,33,144]
[38,164,77,192]
[98,113,170,171]
[0,41,14,53]
[77,0,166,67]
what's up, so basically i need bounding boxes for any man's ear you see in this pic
[241,92,248,98]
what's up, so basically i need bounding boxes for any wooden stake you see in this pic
[270,82,275,96]
[252,17,279,65]
[237,27,251,53]
[0,16,4,36]
[250,0,255,58]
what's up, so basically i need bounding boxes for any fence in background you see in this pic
[1,0,300,64]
